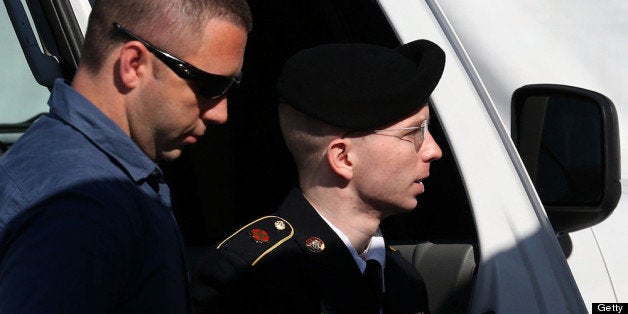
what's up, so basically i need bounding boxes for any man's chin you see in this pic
[393,203,418,215]
[378,200,418,219]
[158,149,183,162]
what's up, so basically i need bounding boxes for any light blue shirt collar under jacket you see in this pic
[315,210,386,273]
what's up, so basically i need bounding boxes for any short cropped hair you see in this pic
[80,0,252,73]
[278,103,348,179]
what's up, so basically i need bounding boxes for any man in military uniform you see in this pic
[191,39,445,314]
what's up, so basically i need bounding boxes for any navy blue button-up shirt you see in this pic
[0,80,190,313]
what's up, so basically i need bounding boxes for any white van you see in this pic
[1,1,625,313]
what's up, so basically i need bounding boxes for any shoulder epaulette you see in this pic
[216,215,294,266]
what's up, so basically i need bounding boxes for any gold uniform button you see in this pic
[274,220,286,230]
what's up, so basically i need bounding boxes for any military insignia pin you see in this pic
[249,228,270,243]
[274,220,286,230]
[305,236,325,253]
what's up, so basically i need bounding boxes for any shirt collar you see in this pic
[315,210,386,273]
[48,79,160,182]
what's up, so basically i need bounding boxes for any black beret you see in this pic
[277,39,445,130]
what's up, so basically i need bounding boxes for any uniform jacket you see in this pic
[191,188,429,314]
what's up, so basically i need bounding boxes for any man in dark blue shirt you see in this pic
[0,0,251,313]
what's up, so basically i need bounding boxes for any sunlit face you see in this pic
[132,19,247,161]
[350,105,442,216]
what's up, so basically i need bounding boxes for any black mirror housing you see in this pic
[512,84,621,234]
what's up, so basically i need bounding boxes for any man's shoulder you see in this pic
[216,215,296,267]
[1,115,126,189]
[0,119,135,233]
[191,215,316,313]
[1,114,105,171]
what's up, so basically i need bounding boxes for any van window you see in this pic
[0,4,49,146]
[163,0,476,246]
[4,1,478,312]
[163,4,478,313]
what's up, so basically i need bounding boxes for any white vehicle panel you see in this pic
[568,229,618,305]
[592,184,628,302]
[68,0,91,35]
[434,0,628,309]
[378,0,586,312]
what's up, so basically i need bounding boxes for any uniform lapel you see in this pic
[277,189,380,313]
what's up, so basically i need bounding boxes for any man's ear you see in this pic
[117,42,150,89]
[326,138,353,180]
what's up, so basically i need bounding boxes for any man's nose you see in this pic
[421,132,442,162]
[200,97,228,125]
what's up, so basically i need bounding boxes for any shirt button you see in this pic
[151,169,162,178]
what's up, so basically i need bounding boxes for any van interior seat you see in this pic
[393,241,476,314]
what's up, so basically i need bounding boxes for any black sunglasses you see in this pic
[113,22,241,99]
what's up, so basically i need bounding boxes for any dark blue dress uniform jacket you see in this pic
[191,188,429,314]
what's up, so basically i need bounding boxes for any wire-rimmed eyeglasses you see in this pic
[112,22,241,99]
[371,119,429,150]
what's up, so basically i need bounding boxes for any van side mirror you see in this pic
[512,84,621,234]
